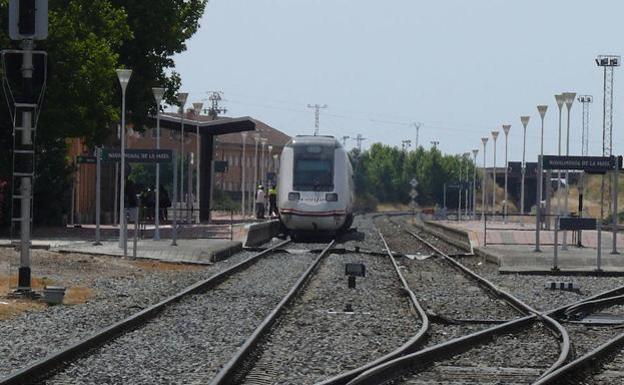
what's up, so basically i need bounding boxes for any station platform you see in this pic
[0,216,283,265]
[429,220,624,274]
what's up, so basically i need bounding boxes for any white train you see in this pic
[277,135,354,235]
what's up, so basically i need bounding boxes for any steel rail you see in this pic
[395,219,571,377]
[532,331,624,385]
[563,294,624,319]
[346,282,624,385]
[0,239,292,385]
[344,217,573,385]
[209,239,336,385]
[313,228,430,385]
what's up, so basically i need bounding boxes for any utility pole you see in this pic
[354,134,366,152]
[307,103,328,136]
[413,122,422,149]
[431,141,439,149]
[341,136,350,147]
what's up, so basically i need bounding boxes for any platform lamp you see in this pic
[562,92,577,250]
[260,137,268,189]
[267,144,273,185]
[176,92,189,222]
[502,125,511,222]
[554,94,565,219]
[116,68,132,256]
[481,137,489,220]
[193,102,203,222]
[520,116,530,215]
[535,104,550,238]
[241,131,248,218]
[152,86,165,241]
[472,149,479,219]
[491,131,499,217]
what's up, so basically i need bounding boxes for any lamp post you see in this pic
[241,132,247,218]
[502,125,511,222]
[562,92,576,250]
[152,87,165,240]
[463,152,471,220]
[457,154,463,221]
[472,149,479,219]
[520,116,530,214]
[260,138,268,188]
[481,137,488,220]
[491,131,499,217]
[193,102,203,223]
[554,94,565,219]
[267,144,273,185]
[252,134,260,213]
[116,69,132,255]
[177,92,188,222]
[537,105,548,239]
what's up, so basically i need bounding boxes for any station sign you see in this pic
[541,155,622,172]
[102,149,173,163]
[559,217,597,231]
[76,155,96,164]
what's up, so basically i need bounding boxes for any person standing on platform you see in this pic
[255,185,266,219]
[268,184,278,218]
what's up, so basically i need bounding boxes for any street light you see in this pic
[116,68,132,256]
[481,137,488,220]
[260,137,268,188]
[463,152,471,220]
[193,102,203,223]
[555,94,565,219]
[267,144,274,184]
[252,134,260,214]
[562,92,576,250]
[520,116,530,214]
[472,149,479,219]
[152,86,165,241]
[491,130,499,217]
[177,92,188,223]
[537,105,548,237]
[502,125,511,222]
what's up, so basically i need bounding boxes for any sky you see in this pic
[173,0,624,165]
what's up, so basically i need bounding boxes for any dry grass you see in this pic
[132,260,203,272]
[0,275,94,320]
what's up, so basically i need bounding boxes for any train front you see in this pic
[277,136,349,233]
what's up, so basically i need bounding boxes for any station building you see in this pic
[68,111,290,224]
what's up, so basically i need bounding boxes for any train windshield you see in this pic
[293,157,334,191]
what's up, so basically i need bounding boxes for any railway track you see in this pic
[343,215,567,384]
[0,239,330,385]
[211,226,427,385]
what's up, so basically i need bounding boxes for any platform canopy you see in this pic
[151,114,256,135]
[147,114,256,221]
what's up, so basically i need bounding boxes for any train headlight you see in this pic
[325,193,338,202]
[288,192,300,201]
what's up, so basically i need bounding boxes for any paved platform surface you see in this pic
[51,239,242,265]
[434,220,624,274]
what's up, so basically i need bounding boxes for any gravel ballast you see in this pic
[44,251,316,385]
[239,251,419,385]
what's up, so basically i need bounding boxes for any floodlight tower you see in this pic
[578,95,592,221]
[596,55,620,254]
[578,95,593,156]
[307,103,328,136]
